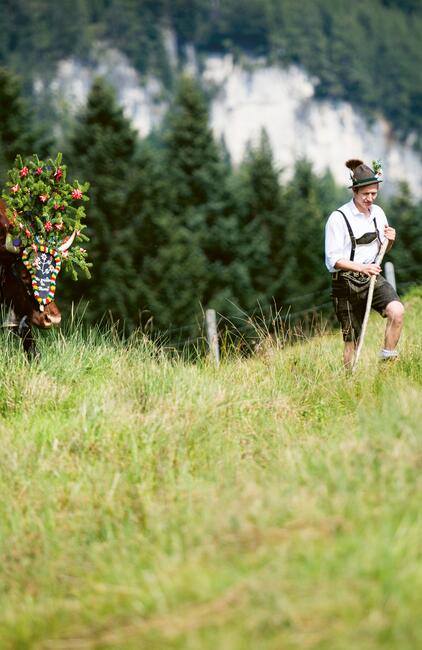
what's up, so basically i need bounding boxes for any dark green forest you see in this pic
[0,1,421,342]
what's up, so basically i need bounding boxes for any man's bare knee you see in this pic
[385,300,404,323]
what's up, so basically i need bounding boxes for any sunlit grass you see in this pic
[0,289,421,649]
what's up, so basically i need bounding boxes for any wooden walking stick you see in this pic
[352,238,389,372]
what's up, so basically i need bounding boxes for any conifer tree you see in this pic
[64,77,140,324]
[233,130,285,310]
[388,183,422,289]
[277,160,330,313]
[0,68,40,185]
[119,142,206,332]
[151,75,239,329]
[164,75,226,214]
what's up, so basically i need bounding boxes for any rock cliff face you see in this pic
[204,55,422,197]
[39,44,422,197]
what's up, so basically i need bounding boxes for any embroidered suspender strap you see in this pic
[336,210,356,261]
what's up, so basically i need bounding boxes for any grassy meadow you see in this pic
[1,289,422,650]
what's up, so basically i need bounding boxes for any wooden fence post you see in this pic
[384,262,396,291]
[205,308,220,367]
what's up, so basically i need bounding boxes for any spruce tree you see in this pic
[118,142,206,333]
[233,130,285,311]
[150,75,239,330]
[277,160,330,315]
[64,77,140,324]
[388,183,422,290]
[163,75,226,213]
[0,68,42,185]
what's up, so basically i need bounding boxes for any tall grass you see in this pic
[1,289,421,649]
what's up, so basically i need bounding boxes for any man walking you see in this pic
[325,159,404,368]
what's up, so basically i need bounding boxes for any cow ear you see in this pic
[5,233,20,254]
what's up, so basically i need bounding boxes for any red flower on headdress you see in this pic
[11,184,20,194]
[25,228,31,238]
[35,167,43,176]
[53,168,63,181]
[19,166,29,177]
[39,194,49,203]
[71,189,83,200]
[45,221,53,232]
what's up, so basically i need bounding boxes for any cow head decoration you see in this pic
[0,153,90,354]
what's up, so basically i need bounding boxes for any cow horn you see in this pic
[59,231,76,252]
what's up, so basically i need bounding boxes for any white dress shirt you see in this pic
[325,199,388,273]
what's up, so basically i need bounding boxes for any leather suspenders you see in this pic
[336,209,380,261]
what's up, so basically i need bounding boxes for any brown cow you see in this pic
[0,199,62,355]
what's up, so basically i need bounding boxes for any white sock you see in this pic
[379,348,399,359]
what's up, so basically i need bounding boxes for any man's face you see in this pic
[354,184,379,213]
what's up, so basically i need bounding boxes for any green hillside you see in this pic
[1,288,421,649]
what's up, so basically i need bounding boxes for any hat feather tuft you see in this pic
[345,159,364,171]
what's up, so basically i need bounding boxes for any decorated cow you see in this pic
[0,153,90,356]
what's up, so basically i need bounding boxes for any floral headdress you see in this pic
[1,153,90,279]
[1,153,91,309]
